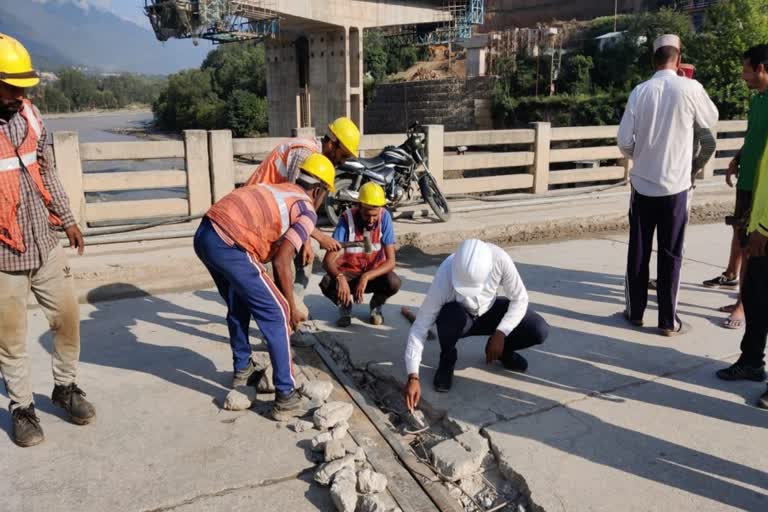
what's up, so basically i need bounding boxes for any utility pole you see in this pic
[614,0,618,32]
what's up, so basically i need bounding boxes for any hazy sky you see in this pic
[30,0,151,28]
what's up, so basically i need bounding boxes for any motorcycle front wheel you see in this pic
[419,173,451,222]
[324,177,355,226]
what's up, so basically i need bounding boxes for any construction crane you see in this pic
[144,0,279,44]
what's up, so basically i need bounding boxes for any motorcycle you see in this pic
[324,122,451,226]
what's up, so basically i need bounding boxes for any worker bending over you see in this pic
[320,182,400,327]
[403,239,549,409]
[194,154,335,420]
[0,34,94,447]
[246,117,361,306]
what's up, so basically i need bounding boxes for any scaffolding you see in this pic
[384,0,485,46]
[144,0,279,44]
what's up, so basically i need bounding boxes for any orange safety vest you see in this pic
[337,207,386,276]
[0,99,61,252]
[245,138,321,186]
[206,183,315,263]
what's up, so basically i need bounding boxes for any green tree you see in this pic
[688,0,768,119]
[202,43,266,97]
[56,68,98,111]
[559,54,593,95]
[153,69,225,130]
[226,90,268,136]
[364,30,390,82]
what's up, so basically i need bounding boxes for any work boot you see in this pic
[11,403,44,448]
[271,390,310,422]
[52,383,96,425]
[659,321,691,337]
[232,359,258,388]
[433,351,456,393]
[502,352,529,373]
[337,303,352,328]
[757,386,768,410]
[716,362,766,382]
[370,306,384,326]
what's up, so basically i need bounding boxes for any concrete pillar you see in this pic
[424,125,445,186]
[208,130,235,200]
[292,127,317,138]
[349,26,364,133]
[266,38,300,136]
[184,130,212,215]
[52,131,85,226]
[531,122,551,194]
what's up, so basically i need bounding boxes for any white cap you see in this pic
[653,34,681,52]
[451,239,493,298]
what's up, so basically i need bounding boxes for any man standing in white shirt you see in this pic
[402,239,549,409]
[618,34,718,336]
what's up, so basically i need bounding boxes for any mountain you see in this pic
[0,0,212,74]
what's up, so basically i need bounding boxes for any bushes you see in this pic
[493,89,629,127]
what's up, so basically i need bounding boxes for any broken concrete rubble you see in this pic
[330,467,358,512]
[429,431,489,481]
[313,401,354,430]
[290,419,314,433]
[250,351,274,393]
[357,469,388,495]
[314,455,357,486]
[312,432,333,452]
[222,386,256,411]
[300,380,334,402]
[324,439,347,462]
[331,421,349,440]
[357,494,385,512]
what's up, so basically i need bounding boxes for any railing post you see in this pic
[292,126,317,139]
[184,130,212,216]
[208,130,235,201]
[702,127,717,180]
[424,124,445,186]
[52,131,85,226]
[530,122,551,194]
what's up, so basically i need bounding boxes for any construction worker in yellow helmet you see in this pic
[321,182,400,327]
[0,33,94,447]
[242,116,360,325]
[195,153,335,421]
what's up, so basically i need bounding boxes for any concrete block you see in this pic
[313,401,354,430]
[184,130,212,216]
[314,455,356,486]
[330,467,357,512]
[290,419,314,433]
[357,495,385,512]
[222,386,256,411]
[300,380,334,402]
[429,432,488,481]
[445,409,498,436]
[312,432,333,452]
[357,469,387,494]
[325,439,347,462]
[353,446,367,463]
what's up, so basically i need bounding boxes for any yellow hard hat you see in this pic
[328,117,360,158]
[0,34,39,88]
[358,182,387,207]
[299,153,336,193]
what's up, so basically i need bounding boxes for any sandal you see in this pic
[718,304,738,314]
[722,317,745,330]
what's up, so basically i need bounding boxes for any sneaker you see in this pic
[502,352,529,373]
[232,359,258,388]
[622,310,644,327]
[271,390,310,421]
[52,383,96,425]
[370,306,384,326]
[716,362,767,382]
[659,321,691,337]
[11,403,44,447]
[702,273,738,289]
[337,304,352,328]
[758,387,768,410]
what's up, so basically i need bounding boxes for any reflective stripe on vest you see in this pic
[24,102,42,139]
[342,209,383,254]
[262,184,310,235]
[0,150,35,172]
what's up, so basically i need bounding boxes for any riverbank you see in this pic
[43,106,152,120]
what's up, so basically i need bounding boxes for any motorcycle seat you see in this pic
[357,156,386,169]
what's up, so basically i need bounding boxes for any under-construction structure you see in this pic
[144,1,485,135]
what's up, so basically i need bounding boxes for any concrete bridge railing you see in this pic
[51,120,747,228]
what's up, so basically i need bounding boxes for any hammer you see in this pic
[340,231,373,254]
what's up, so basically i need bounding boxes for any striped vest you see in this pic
[206,183,314,262]
[337,207,385,276]
[246,138,321,186]
[0,99,61,252]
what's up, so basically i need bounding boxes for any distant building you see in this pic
[39,72,58,83]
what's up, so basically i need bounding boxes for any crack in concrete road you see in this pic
[139,467,315,512]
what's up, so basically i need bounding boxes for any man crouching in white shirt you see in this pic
[618,34,718,336]
[402,239,549,409]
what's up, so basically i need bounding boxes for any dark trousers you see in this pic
[435,299,549,369]
[319,271,401,308]
[739,256,768,367]
[625,188,690,329]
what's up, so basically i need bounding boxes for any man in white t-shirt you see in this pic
[618,34,718,336]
